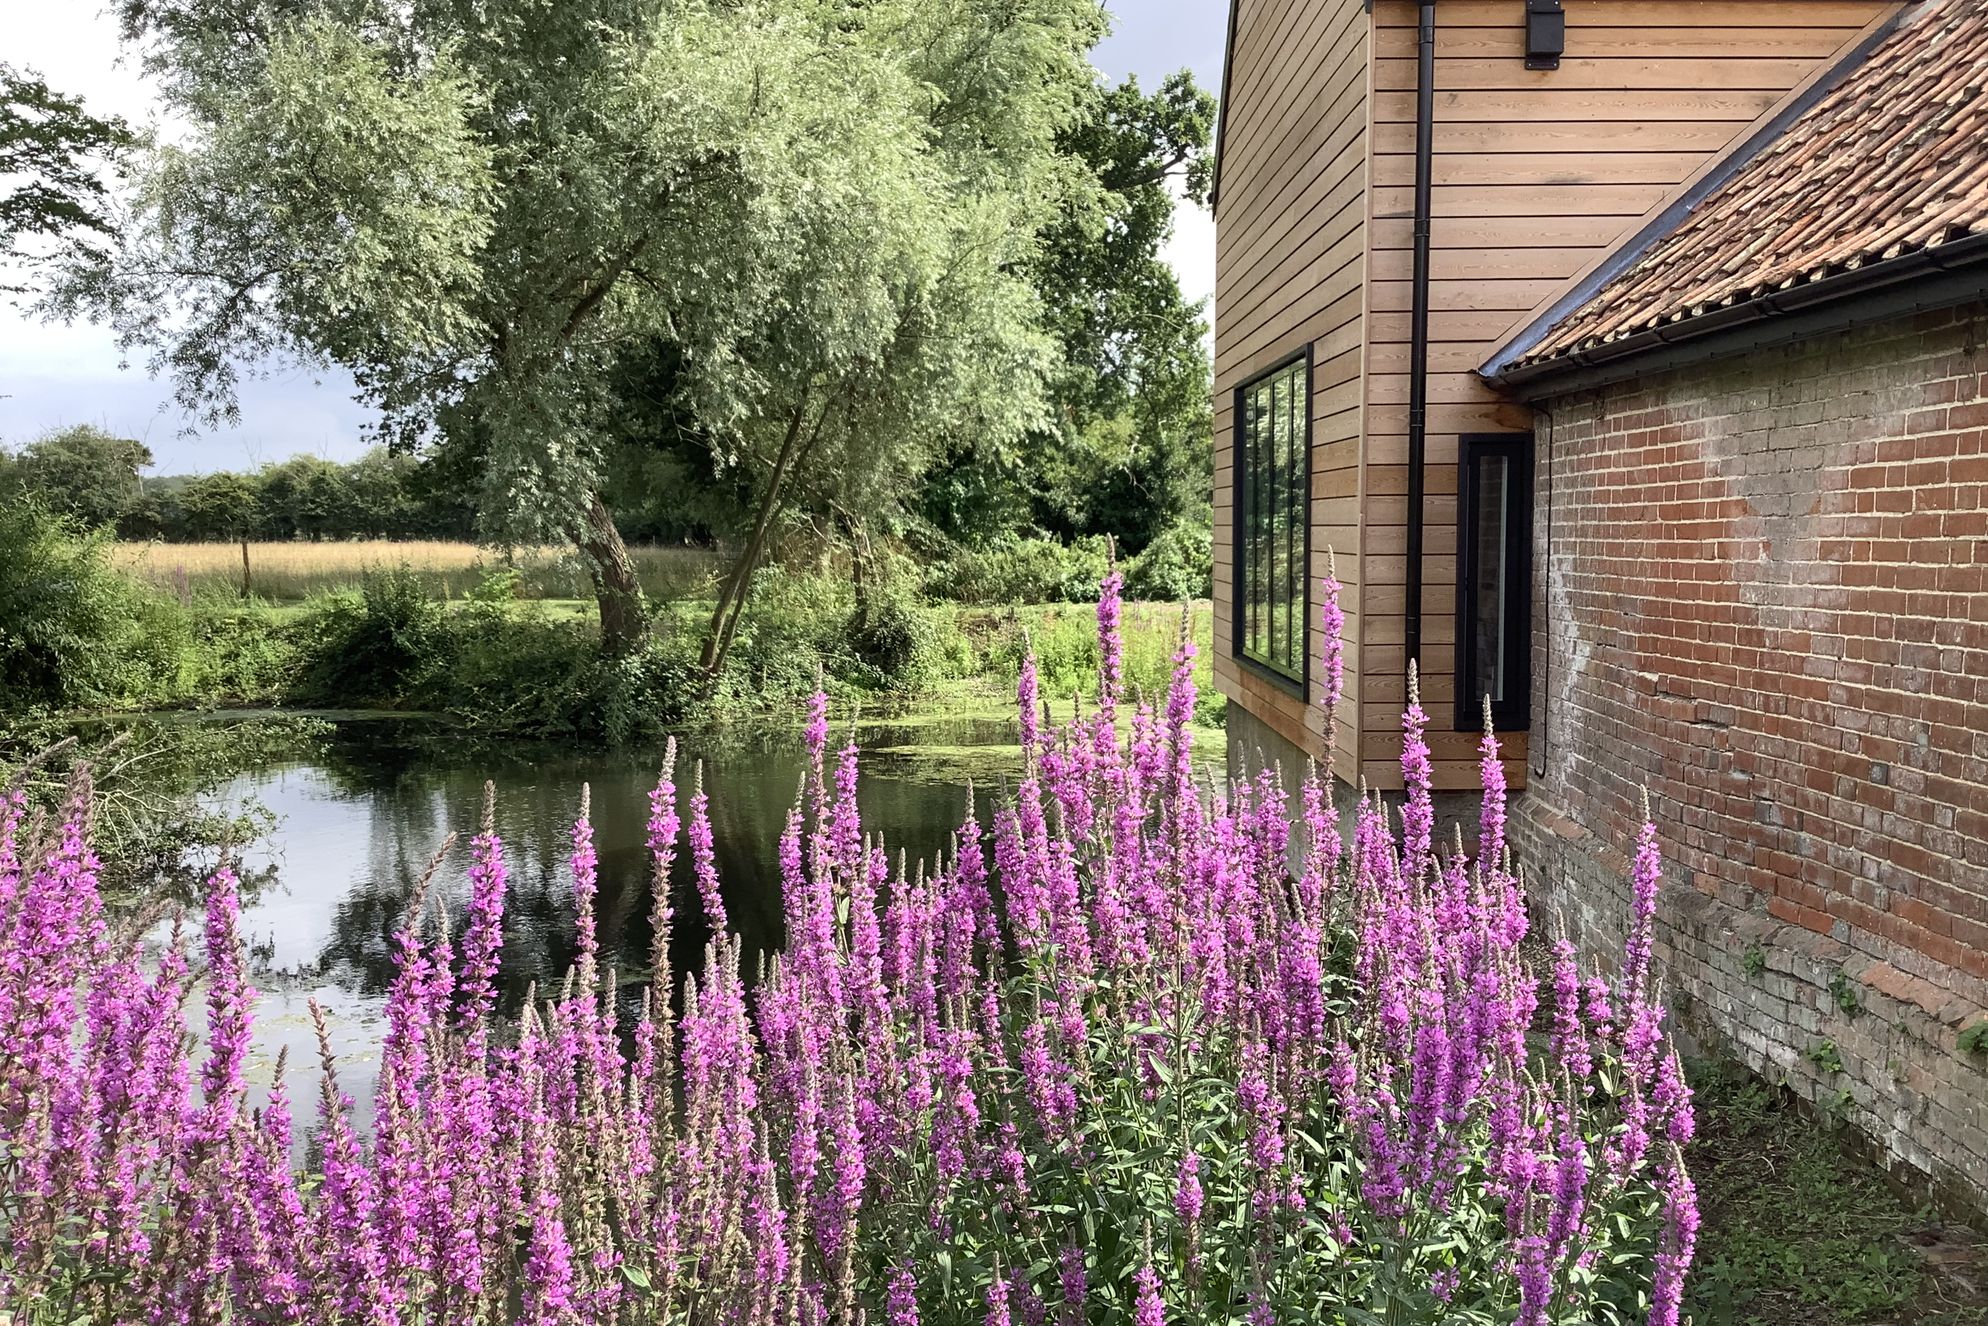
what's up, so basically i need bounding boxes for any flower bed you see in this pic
[0,571,1696,1323]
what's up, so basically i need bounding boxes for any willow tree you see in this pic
[55,0,1102,656]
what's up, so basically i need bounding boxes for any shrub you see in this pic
[0,500,190,711]
[848,582,947,690]
[0,574,1696,1325]
[927,533,1112,605]
[1124,518,1212,601]
[183,611,304,703]
[438,600,608,735]
[290,566,445,705]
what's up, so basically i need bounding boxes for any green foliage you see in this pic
[0,716,326,906]
[1742,942,1767,978]
[0,64,131,289]
[181,611,302,703]
[924,71,1216,557]
[10,514,1224,742]
[973,601,1214,716]
[848,583,949,692]
[4,425,153,531]
[1806,1041,1846,1075]
[1124,519,1212,601]
[0,500,190,711]
[927,534,1113,606]
[291,567,444,705]
[1830,969,1865,1018]
[122,448,482,543]
[157,470,263,541]
[1960,1021,1988,1056]
[70,0,1108,658]
[1685,1064,1964,1326]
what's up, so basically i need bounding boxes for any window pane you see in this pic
[1471,453,1511,706]
[1250,388,1267,659]
[1268,372,1288,666]
[1286,373,1302,677]
[1236,361,1308,685]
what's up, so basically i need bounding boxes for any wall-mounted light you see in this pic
[1526,0,1565,69]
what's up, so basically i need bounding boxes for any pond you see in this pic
[218,704,1061,1131]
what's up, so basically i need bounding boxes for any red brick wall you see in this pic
[1513,300,1988,1211]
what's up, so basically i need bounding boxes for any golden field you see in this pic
[113,540,723,603]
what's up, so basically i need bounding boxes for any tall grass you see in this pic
[113,541,722,603]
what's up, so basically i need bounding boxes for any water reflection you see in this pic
[221,708,1033,1127]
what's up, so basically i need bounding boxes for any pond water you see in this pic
[219,705,1045,1128]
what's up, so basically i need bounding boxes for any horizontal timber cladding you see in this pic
[1349,0,1890,793]
[1213,0,1370,783]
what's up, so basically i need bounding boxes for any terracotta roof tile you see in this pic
[1507,0,1988,370]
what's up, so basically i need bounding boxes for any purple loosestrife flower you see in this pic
[1550,939,1593,1085]
[690,766,727,933]
[1477,710,1509,872]
[309,1000,394,1323]
[1653,1047,1696,1145]
[1059,1244,1087,1319]
[986,1271,1014,1326]
[1097,563,1125,716]
[457,786,508,1034]
[1400,664,1436,886]
[1175,1149,1204,1226]
[888,1261,921,1325]
[805,687,831,770]
[1649,1146,1700,1326]
[1623,812,1664,1014]
[569,787,601,993]
[1319,557,1346,718]
[199,866,253,1139]
[1018,649,1042,763]
[1134,1263,1165,1326]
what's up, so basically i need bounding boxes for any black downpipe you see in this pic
[1405,0,1436,675]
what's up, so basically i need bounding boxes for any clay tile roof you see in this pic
[1504,0,1988,372]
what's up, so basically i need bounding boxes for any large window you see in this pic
[1234,354,1309,687]
[1456,433,1533,732]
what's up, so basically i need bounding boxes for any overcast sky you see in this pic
[0,2,1225,474]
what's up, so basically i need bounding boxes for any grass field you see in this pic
[115,540,722,604]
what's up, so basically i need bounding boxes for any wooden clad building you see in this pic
[1211,0,1896,790]
[1215,0,1988,1210]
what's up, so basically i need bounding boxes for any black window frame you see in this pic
[1231,349,1311,695]
[1454,432,1534,734]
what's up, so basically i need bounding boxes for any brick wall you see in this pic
[1512,300,1988,1214]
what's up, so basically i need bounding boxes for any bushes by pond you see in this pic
[2,510,1220,742]
[0,577,1697,1324]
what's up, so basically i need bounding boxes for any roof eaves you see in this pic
[1475,1,1919,383]
[1487,227,1988,398]
[1209,0,1244,214]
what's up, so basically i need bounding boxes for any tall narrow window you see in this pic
[1234,354,1308,687]
[1456,433,1533,732]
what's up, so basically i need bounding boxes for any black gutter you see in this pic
[1486,230,1988,398]
[1404,0,1437,675]
[1477,2,1917,382]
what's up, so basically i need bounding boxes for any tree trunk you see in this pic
[577,491,647,657]
[699,395,816,680]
